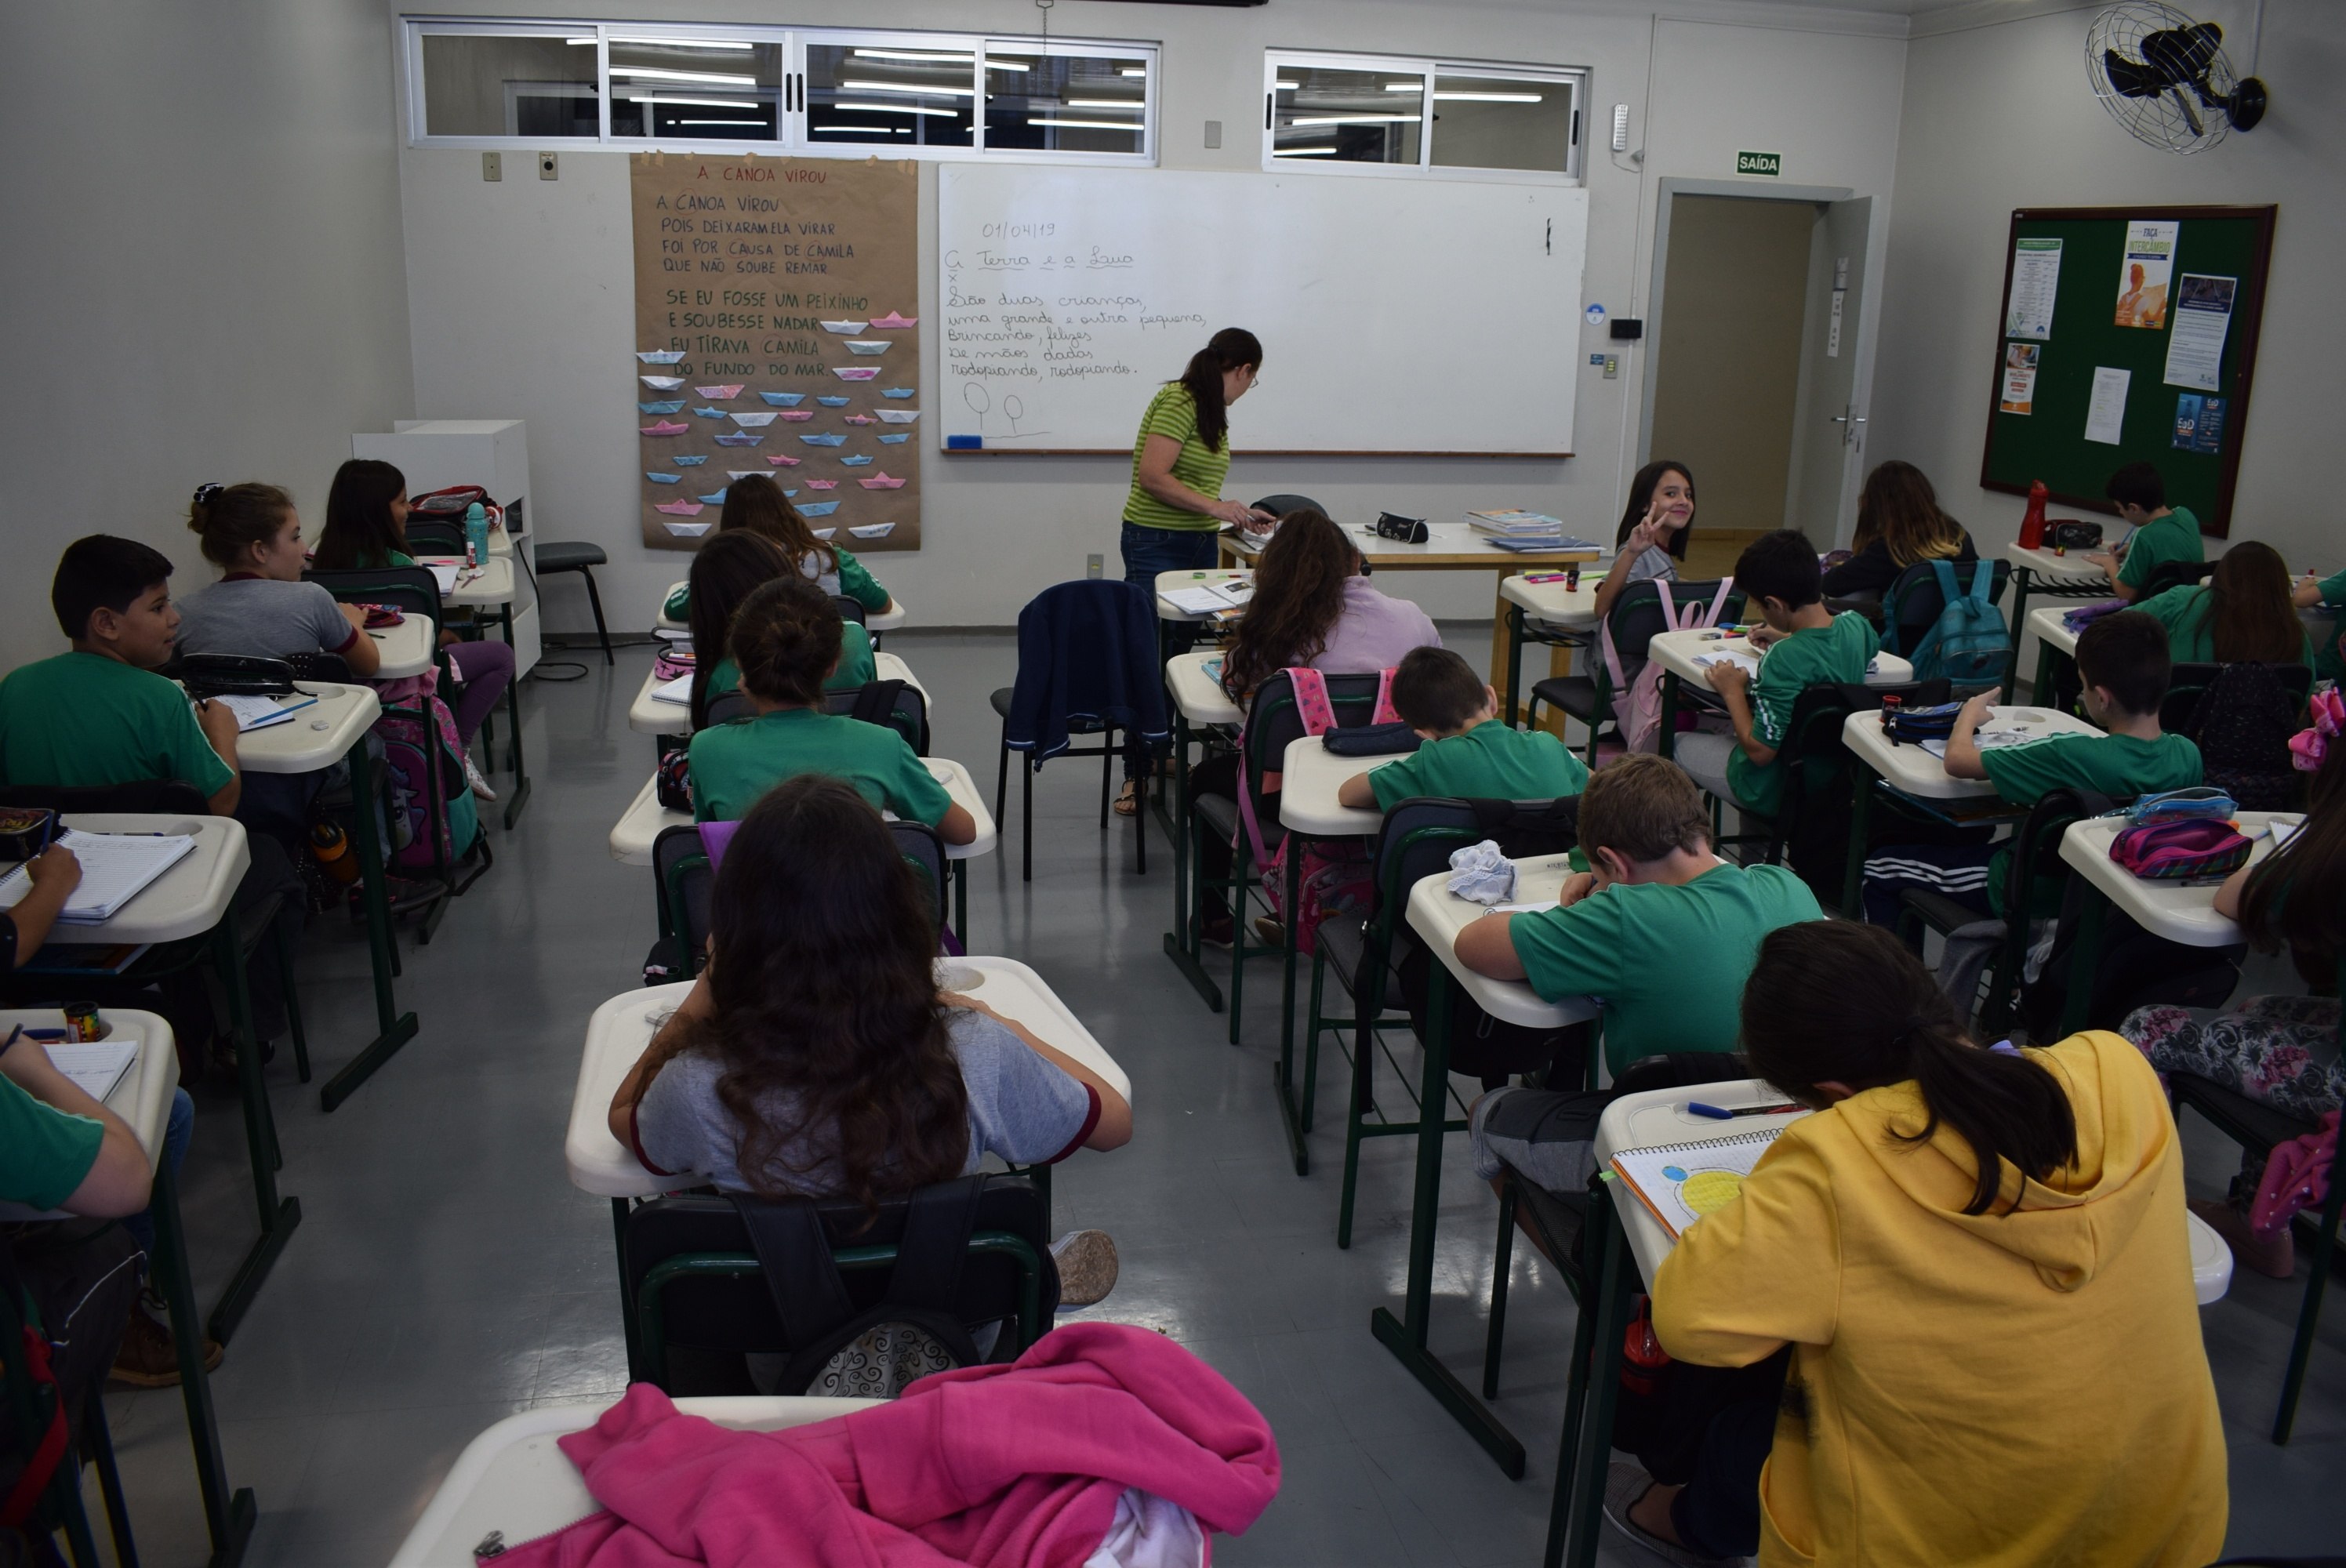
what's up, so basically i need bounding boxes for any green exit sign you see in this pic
[1736,150,1782,177]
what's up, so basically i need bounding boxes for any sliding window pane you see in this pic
[1429,74,1573,172]
[1272,64,1422,163]
[608,35,781,140]
[421,32,597,138]
[806,42,975,148]
[985,51,1147,154]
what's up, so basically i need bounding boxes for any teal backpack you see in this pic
[1902,559,2010,686]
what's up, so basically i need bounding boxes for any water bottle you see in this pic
[1620,1296,1669,1399]
[463,501,489,568]
[2018,481,2048,551]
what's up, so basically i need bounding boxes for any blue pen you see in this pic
[1689,1100,1801,1120]
[1687,1102,1734,1120]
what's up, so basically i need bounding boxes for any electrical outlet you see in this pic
[481,151,502,182]
[1204,119,1222,150]
[1611,104,1630,153]
[1086,554,1103,579]
[1603,355,1620,380]
[539,151,559,180]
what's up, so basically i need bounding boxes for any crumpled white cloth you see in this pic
[1084,1487,1207,1568]
[1445,840,1516,904]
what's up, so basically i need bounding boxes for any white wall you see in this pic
[392,0,1908,631]
[0,0,415,669]
[1870,0,2343,568]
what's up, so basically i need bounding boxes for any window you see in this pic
[1263,52,1584,180]
[404,19,1157,164]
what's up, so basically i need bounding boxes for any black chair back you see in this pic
[1759,679,1949,898]
[888,819,949,938]
[2141,557,2218,600]
[1879,557,2010,659]
[703,690,752,728]
[652,824,714,978]
[1240,671,1388,855]
[831,594,868,626]
[401,517,467,557]
[304,567,448,645]
[825,681,929,755]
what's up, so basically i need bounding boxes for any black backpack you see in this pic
[2184,662,2303,811]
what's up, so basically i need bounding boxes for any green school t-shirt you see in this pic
[2116,507,2204,593]
[704,623,877,703]
[1509,862,1823,1074]
[1368,722,1589,813]
[1979,729,2204,914]
[1123,384,1230,533]
[0,1073,103,1212]
[1725,612,1880,817]
[0,652,234,799]
[687,706,952,826]
[2133,583,2315,667]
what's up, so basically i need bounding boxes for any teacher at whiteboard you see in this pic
[1120,328,1274,597]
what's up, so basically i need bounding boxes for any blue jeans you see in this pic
[121,1087,194,1269]
[1121,522,1220,779]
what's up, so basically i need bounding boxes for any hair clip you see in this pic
[193,482,223,505]
[2289,688,2345,772]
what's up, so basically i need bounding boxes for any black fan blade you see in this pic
[2104,48,2170,98]
[2141,24,2223,86]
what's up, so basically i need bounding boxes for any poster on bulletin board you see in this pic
[630,153,921,554]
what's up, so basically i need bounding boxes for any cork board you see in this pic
[630,153,921,554]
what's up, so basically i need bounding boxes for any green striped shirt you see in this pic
[1124,383,1229,534]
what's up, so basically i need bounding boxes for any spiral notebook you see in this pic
[1609,1125,1797,1239]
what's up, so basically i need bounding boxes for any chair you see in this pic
[1251,493,1324,520]
[645,823,715,983]
[1527,579,1742,765]
[1879,557,2011,666]
[402,517,467,556]
[990,580,1168,882]
[827,681,929,756]
[0,1240,136,1568]
[889,819,950,942]
[830,593,868,626]
[621,1174,1052,1392]
[2141,557,2218,600]
[1894,788,2096,1033]
[526,541,614,666]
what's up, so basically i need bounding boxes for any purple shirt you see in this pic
[1313,575,1442,673]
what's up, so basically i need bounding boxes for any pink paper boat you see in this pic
[868,311,917,329]
[765,455,801,467]
[858,472,907,490]
[693,384,744,400]
[778,409,815,422]
[803,479,838,491]
[655,499,706,517]
[640,420,690,437]
[842,414,877,425]
[832,367,881,381]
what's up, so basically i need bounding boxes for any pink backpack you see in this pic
[2108,817,2251,880]
[1602,578,1735,754]
[1235,667,1398,954]
[2253,1111,2338,1238]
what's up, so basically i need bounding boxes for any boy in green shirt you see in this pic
[1861,611,2203,931]
[1336,647,1589,812]
[2090,461,2203,602]
[1676,529,1879,818]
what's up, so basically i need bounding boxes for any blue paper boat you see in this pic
[714,432,763,447]
[637,399,686,415]
[759,391,806,407]
[696,490,728,505]
[692,406,729,419]
[646,472,681,484]
[783,489,798,498]
[815,395,852,408]
[881,387,915,399]
[672,455,708,466]
[877,433,910,444]
[839,455,873,466]
[799,500,841,517]
[800,433,847,447]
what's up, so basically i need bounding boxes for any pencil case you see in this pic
[0,808,57,861]
[2109,818,2250,881]
[1323,724,1421,757]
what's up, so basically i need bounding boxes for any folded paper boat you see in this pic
[728,411,779,427]
[692,407,730,419]
[765,455,801,466]
[693,384,745,399]
[844,340,891,356]
[800,433,847,447]
[759,391,806,407]
[850,522,896,539]
[816,395,852,408]
[640,420,690,436]
[637,400,685,415]
[878,433,910,444]
[812,528,836,539]
[696,491,728,504]
[779,409,815,422]
[876,409,921,424]
[804,479,838,491]
[839,455,873,467]
[859,473,906,490]
[641,376,685,390]
[636,350,687,365]
[714,431,763,447]
[664,520,714,537]
[672,455,709,466]
[868,311,917,329]
[819,320,869,334]
[646,472,681,485]
[654,499,705,517]
[832,367,881,381]
[800,500,842,517]
[881,387,915,398]
[843,414,877,425]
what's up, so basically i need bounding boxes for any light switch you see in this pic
[481,152,502,182]
[539,151,559,180]
[1204,120,1222,150]
[1603,355,1621,380]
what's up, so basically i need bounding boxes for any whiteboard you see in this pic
[935,166,1588,456]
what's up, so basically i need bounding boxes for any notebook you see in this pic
[1610,1123,1800,1239]
[1162,581,1253,618]
[1690,646,1763,678]
[0,829,198,925]
[45,1039,137,1105]
[1919,728,2035,759]
[214,691,319,732]
[650,673,692,706]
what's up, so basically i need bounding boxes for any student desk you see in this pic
[623,653,929,737]
[2001,543,2111,700]
[0,816,295,1346]
[365,614,435,681]
[2024,602,2084,705]
[1160,650,1243,1011]
[419,554,530,826]
[656,579,908,638]
[1837,703,2102,915]
[1154,568,1253,625]
[1644,630,1915,766]
[1541,1076,2235,1568]
[389,1396,880,1567]
[0,1010,257,1568]
[567,959,1128,1377]
[1218,524,1602,699]
[1384,856,1600,1477]
[234,684,418,1112]
[1498,572,1603,732]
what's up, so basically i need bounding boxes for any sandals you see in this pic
[1114,780,1142,817]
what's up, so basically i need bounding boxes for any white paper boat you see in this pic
[694,384,745,399]
[636,350,687,364]
[640,376,685,390]
[844,340,891,356]
[819,320,869,334]
[832,367,881,381]
[663,520,714,538]
[850,523,896,540]
[812,528,836,540]
[868,311,917,330]
[876,409,921,424]
[728,411,779,427]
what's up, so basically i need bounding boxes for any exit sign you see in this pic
[1736,150,1782,177]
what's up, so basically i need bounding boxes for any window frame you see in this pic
[401,16,1159,166]
[1260,49,1585,183]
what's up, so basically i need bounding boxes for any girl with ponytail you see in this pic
[1609,919,2226,1567]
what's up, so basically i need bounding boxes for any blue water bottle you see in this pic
[463,501,489,568]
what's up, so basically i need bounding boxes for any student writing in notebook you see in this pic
[1607,920,2225,1567]
[2088,461,2203,602]
[1335,647,1588,811]
[0,844,80,969]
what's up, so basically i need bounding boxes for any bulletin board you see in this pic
[1978,205,2275,539]
[630,153,921,554]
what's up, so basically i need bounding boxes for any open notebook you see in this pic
[45,1039,137,1104]
[0,829,197,924]
[1610,1123,1800,1239]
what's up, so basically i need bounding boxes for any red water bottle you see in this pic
[1879,691,1904,738]
[2018,481,2048,551]
[1621,1296,1669,1398]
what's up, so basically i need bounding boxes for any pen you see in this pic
[1687,1101,1802,1119]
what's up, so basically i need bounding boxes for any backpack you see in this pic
[1602,579,1736,754]
[1237,668,1397,955]
[375,684,481,873]
[2109,817,2252,880]
[2184,663,2303,811]
[1905,560,2010,687]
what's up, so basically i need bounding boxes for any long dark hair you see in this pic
[721,474,837,578]
[316,459,407,570]
[2239,740,2346,982]
[1614,459,1695,561]
[687,531,792,729]
[1850,459,1966,568]
[1741,921,2079,1217]
[681,775,970,1209]
[1173,327,1262,456]
[2206,542,2303,665]
[1221,508,1357,700]
[728,575,843,711]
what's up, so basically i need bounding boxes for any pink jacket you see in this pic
[499,1323,1280,1567]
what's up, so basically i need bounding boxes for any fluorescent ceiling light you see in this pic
[841,78,975,96]
[677,118,766,125]
[1274,80,1300,90]
[1278,147,1338,156]
[1028,118,1144,130]
[813,125,912,134]
[611,65,757,85]
[833,101,960,116]
[1389,83,1544,102]
[626,95,759,108]
[852,48,972,64]
[1066,99,1142,110]
[566,37,596,46]
[986,60,1032,72]
[1120,67,1146,78]
[1291,113,1420,125]
[611,36,754,51]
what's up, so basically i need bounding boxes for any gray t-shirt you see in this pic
[633,1007,1095,1194]
[174,577,358,662]
[1624,544,1677,588]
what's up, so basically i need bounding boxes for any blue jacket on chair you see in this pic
[1004,579,1171,765]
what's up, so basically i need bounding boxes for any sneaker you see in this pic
[2191,1196,2294,1279]
[1601,1461,1740,1566]
[463,753,499,803]
[1049,1229,1120,1308]
[1200,913,1234,949]
[110,1304,223,1388]
[1251,915,1287,949]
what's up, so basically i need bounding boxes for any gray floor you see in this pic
[88,626,2346,1565]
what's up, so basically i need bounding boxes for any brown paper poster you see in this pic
[630,153,921,554]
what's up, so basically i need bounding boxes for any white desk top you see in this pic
[608,755,995,866]
[0,815,249,945]
[367,615,435,681]
[656,580,905,634]
[1843,703,2101,802]
[1166,651,1241,728]
[0,1010,177,1224]
[419,556,514,609]
[928,757,996,862]
[389,1396,881,1568]
[2026,603,2083,661]
[1647,628,1914,694]
[1156,568,1254,622]
[228,684,380,775]
[2004,543,2109,587]
[567,959,1130,1201]
[626,652,928,736]
[1226,521,1602,568]
[2058,810,2295,948]
[1405,857,1601,1032]
[1280,735,1393,838]
[1499,573,1603,629]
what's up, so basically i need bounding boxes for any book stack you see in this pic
[1466,510,1603,554]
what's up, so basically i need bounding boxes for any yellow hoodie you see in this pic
[1652,1030,2227,1566]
